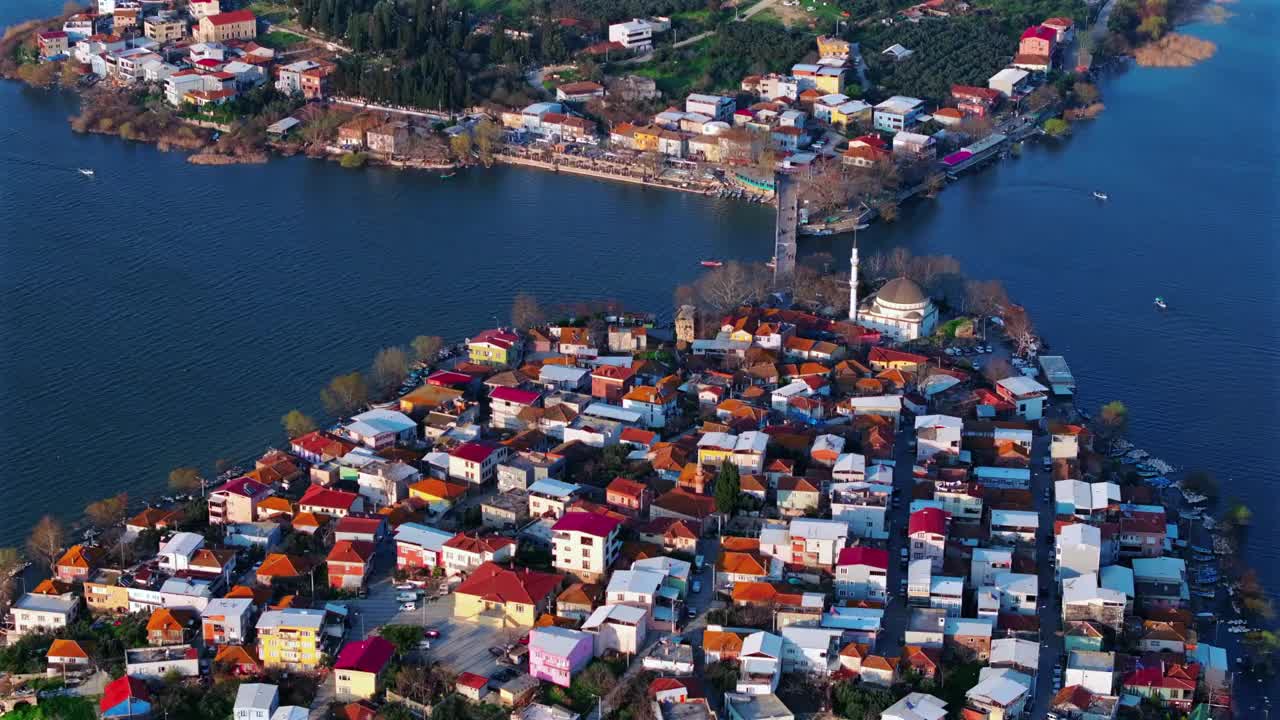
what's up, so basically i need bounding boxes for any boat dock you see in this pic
[1038,355,1076,395]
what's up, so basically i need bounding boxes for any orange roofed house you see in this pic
[606,477,652,515]
[55,545,101,584]
[327,541,376,590]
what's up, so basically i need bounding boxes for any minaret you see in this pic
[848,234,859,322]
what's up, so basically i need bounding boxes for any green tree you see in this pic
[714,462,740,515]
[281,409,317,440]
[1137,14,1167,40]
[1096,400,1129,452]
[379,624,424,657]
[321,371,369,417]
[411,334,443,363]
[1043,117,1071,136]
[340,151,366,168]
[168,466,203,493]
[704,661,739,695]
[371,346,411,397]
[449,132,473,162]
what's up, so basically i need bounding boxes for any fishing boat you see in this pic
[78,168,94,176]
[1195,612,1216,620]
[1092,191,1108,200]
[1153,296,1168,310]
[440,171,456,179]
[764,256,777,270]
[700,259,724,268]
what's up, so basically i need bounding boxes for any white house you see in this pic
[737,631,783,694]
[989,509,1039,545]
[581,604,648,655]
[234,683,279,720]
[970,547,1013,588]
[1056,523,1102,580]
[787,519,849,568]
[1066,650,1116,695]
[834,547,888,602]
[992,572,1039,615]
[882,693,946,720]
[158,532,205,572]
[344,408,417,448]
[551,512,622,583]
[608,19,653,51]
[914,415,961,463]
[780,626,842,676]
[995,376,1049,421]
[10,594,77,640]
[831,482,889,540]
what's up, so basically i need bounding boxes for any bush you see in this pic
[1043,118,1071,136]
[340,151,367,168]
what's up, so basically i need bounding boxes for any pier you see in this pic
[772,171,799,291]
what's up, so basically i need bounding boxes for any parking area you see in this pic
[349,571,522,678]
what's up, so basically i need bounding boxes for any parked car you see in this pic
[488,646,506,657]
[400,602,416,611]
[691,580,702,594]
[423,627,441,639]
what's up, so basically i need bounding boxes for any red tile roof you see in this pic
[1021,25,1056,41]
[328,540,375,564]
[451,441,500,464]
[471,328,520,350]
[427,370,472,387]
[299,484,360,511]
[216,476,268,497]
[334,636,394,674]
[206,9,255,26]
[837,547,889,569]
[490,386,541,405]
[444,533,514,554]
[101,676,149,713]
[552,511,621,537]
[909,507,949,536]
[454,561,561,605]
[457,671,489,689]
[335,515,385,536]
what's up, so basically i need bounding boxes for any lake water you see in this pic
[2,0,1277,669]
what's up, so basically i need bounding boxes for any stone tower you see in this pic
[675,305,697,347]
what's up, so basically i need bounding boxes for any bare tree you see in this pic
[168,466,203,493]
[320,372,369,417]
[85,492,129,529]
[794,262,850,317]
[694,261,770,314]
[885,247,912,278]
[511,293,545,329]
[966,279,1010,339]
[371,346,411,397]
[1003,305,1038,356]
[282,409,317,439]
[27,515,65,571]
[411,335,443,364]
[982,357,1015,384]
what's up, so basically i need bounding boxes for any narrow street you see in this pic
[877,419,917,656]
[1030,430,1062,717]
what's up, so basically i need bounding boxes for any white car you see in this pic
[400,602,416,611]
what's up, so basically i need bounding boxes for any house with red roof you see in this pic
[835,547,889,602]
[299,484,364,518]
[46,639,91,679]
[468,328,523,367]
[490,386,543,430]
[606,476,652,515]
[208,475,271,525]
[637,517,700,553]
[449,440,508,485]
[54,544,101,583]
[442,534,515,577]
[1015,25,1056,70]
[453,562,563,626]
[951,84,1002,116]
[334,636,395,700]
[290,430,356,464]
[650,488,718,532]
[591,365,637,403]
[194,9,256,43]
[456,671,490,701]
[908,508,950,573]
[334,514,388,544]
[100,675,151,718]
[37,30,69,59]
[327,541,376,590]
[551,512,623,582]
[1121,661,1199,710]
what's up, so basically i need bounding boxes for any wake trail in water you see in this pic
[0,154,91,174]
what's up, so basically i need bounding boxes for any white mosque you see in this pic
[848,242,938,342]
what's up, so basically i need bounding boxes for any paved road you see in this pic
[878,420,916,655]
[1031,430,1063,716]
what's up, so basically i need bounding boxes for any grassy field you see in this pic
[248,0,291,23]
[259,30,307,49]
[629,45,712,97]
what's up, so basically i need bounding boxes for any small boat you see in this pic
[440,171,456,179]
[764,256,777,270]
[1153,296,1168,310]
[78,168,94,177]
[854,223,870,231]
[1092,191,1108,200]
[700,259,724,268]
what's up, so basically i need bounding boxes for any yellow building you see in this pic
[633,126,661,152]
[814,68,846,95]
[256,608,325,671]
[453,562,561,628]
[83,572,130,614]
[408,478,468,509]
[194,9,256,44]
[467,328,522,367]
[333,637,394,700]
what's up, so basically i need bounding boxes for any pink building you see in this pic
[528,626,594,687]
